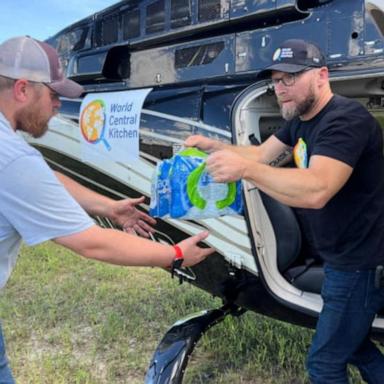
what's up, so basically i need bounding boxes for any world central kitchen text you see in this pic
[108,102,138,139]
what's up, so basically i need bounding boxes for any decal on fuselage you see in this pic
[79,89,152,165]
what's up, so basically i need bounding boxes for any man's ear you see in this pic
[13,79,30,102]
[318,67,329,85]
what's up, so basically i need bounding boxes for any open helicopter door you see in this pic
[231,82,323,316]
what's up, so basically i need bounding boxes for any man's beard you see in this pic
[279,88,316,121]
[15,104,49,138]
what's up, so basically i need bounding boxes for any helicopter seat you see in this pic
[284,264,324,294]
[260,192,324,294]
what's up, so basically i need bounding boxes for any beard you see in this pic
[279,85,316,121]
[15,103,50,138]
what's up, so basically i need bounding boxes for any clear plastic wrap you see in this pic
[150,148,243,219]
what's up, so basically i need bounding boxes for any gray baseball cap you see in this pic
[0,36,83,98]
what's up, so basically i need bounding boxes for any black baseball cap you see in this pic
[259,39,326,78]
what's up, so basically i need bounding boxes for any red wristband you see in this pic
[173,245,183,260]
[170,245,184,279]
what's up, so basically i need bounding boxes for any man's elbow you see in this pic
[305,191,330,209]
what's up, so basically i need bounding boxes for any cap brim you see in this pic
[257,63,310,79]
[49,78,84,98]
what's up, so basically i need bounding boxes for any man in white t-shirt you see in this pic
[0,36,213,382]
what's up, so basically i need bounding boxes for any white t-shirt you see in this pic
[0,112,94,288]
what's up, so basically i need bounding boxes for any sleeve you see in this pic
[0,154,95,246]
[274,122,294,147]
[311,107,371,168]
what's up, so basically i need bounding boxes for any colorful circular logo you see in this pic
[80,99,111,150]
[293,137,308,169]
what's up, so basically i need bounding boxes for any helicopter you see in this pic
[25,0,384,381]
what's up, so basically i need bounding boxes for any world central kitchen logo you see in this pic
[80,99,138,151]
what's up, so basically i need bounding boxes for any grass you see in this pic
[0,242,370,383]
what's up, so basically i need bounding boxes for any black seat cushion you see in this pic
[259,192,302,272]
[284,265,324,294]
[259,191,325,294]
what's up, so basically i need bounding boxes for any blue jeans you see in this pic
[0,324,14,384]
[307,265,384,383]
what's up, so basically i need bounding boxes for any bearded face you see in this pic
[14,86,51,138]
[278,82,316,121]
[15,104,50,138]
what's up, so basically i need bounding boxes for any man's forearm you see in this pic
[243,162,327,209]
[54,225,212,268]
[56,226,174,267]
[55,171,114,217]
[226,144,266,163]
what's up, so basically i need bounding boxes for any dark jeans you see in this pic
[0,324,14,383]
[307,265,384,383]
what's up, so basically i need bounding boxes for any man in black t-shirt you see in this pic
[185,39,384,383]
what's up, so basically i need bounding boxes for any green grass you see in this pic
[0,242,368,383]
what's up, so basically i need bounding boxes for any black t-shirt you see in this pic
[274,95,384,270]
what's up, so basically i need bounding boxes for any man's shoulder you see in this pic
[330,95,369,115]
[318,95,373,129]
[0,121,40,172]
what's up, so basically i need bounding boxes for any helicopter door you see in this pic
[231,83,324,315]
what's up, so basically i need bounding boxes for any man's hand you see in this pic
[184,135,225,153]
[176,231,215,267]
[111,196,156,237]
[206,150,250,183]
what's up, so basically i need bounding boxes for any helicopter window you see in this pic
[122,9,140,40]
[198,0,221,22]
[171,0,192,28]
[95,14,119,46]
[175,42,224,69]
[72,28,91,52]
[146,0,165,34]
[77,53,106,75]
[54,27,90,56]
